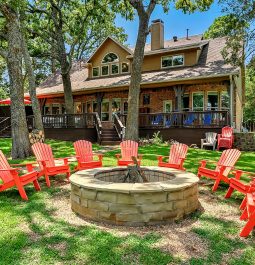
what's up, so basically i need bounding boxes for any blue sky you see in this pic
[115,2,223,47]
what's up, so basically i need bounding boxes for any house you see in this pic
[28,19,244,144]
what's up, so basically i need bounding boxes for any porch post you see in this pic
[229,75,234,127]
[173,85,184,111]
[96,92,104,120]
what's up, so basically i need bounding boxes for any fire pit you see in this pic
[70,167,199,226]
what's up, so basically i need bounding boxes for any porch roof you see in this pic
[34,37,239,98]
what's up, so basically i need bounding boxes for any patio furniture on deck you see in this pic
[74,140,103,171]
[0,150,40,200]
[201,132,217,150]
[151,114,163,126]
[197,149,241,192]
[217,126,234,150]
[157,143,188,170]
[203,113,212,126]
[116,140,142,166]
[32,143,70,187]
[184,113,195,126]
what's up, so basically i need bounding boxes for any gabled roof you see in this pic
[34,36,240,97]
[87,36,133,63]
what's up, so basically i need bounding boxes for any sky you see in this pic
[115,2,223,47]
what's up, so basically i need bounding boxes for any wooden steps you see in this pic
[101,126,121,145]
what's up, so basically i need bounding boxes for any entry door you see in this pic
[163,100,172,113]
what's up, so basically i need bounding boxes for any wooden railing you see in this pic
[38,113,96,129]
[94,112,102,143]
[113,113,125,140]
[0,117,11,133]
[119,111,230,128]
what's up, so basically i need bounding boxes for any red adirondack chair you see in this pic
[239,193,255,237]
[225,170,255,209]
[74,140,103,171]
[197,149,241,192]
[32,143,70,187]
[217,126,234,150]
[157,143,188,170]
[116,140,142,166]
[0,150,40,200]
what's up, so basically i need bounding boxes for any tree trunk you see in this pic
[125,12,150,141]
[1,4,31,158]
[21,33,44,132]
[52,4,74,114]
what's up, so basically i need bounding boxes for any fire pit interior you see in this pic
[70,166,199,226]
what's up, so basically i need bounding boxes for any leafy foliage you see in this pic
[244,65,255,121]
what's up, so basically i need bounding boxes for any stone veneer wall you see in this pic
[234,133,255,151]
[71,184,198,226]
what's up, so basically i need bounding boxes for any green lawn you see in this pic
[0,138,255,265]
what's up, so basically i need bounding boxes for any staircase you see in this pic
[101,122,121,145]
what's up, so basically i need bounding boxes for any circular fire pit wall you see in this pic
[70,167,199,226]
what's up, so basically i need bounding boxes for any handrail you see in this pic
[113,113,125,140]
[94,112,102,144]
[0,117,11,133]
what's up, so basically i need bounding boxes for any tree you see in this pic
[29,0,127,114]
[204,14,242,39]
[0,2,31,158]
[124,0,214,141]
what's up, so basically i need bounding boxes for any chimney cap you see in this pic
[173,36,178,42]
[152,19,164,24]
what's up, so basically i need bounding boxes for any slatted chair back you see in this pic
[0,150,13,184]
[32,143,55,169]
[74,140,93,162]
[120,140,138,160]
[222,126,233,138]
[168,143,188,165]
[205,132,217,144]
[216,149,241,177]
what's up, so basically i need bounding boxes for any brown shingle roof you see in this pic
[35,37,239,97]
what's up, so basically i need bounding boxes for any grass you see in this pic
[0,138,255,264]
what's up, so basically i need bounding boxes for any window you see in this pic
[122,62,129,73]
[52,103,60,114]
[173,55,184,66]
[161,54,184,68]
[102,53,118,63]
[192,92,204,111]
[182,94,190,111]
[101,65,109,76]
[123,99,128,114]
[143,94,150,105]
[92,67,99,77]
[74,102,82,114]
[112,98,121,117]
[111,64,119,75]
[163,100,172,113]
[207,92,218,110]
[101,100,109,121]
[221,91,230,110]
[44,105,51,115]
[162,56,173,68]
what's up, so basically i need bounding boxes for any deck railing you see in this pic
[38,113,96,129]
[94,112,102,143]
[119,110,230,128]
[113,113,125,140]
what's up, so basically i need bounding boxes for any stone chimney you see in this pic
[150,19,164,50]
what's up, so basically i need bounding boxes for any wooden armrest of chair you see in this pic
[157,155,168,163]
[0,168,20,172]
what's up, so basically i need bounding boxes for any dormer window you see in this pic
[102,53,118,63]
[161,54,184,68]
[111,64,119,75]
[92,67,99,77]
[121,62,129,73]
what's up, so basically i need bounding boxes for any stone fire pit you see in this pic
[70,167,199,226]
